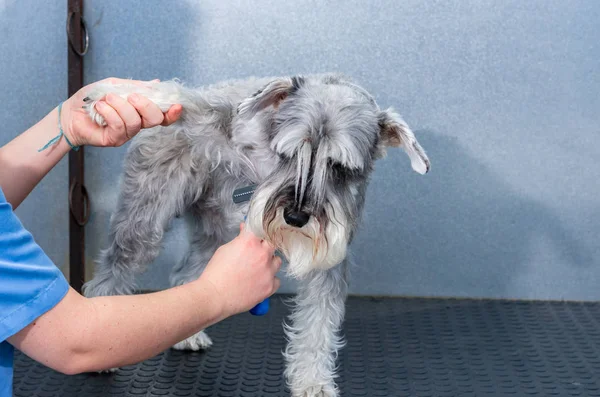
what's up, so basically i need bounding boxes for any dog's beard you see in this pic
[246,188,349,279]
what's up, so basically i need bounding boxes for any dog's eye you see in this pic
[277,152,292,164]
[329,161,345,172]
[328,161,357,181]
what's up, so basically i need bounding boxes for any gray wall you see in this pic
[0,1,69,275]
[82,0,600,300]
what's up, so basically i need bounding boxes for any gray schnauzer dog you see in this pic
[82,73,430,397]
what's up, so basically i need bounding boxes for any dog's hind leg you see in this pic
[284,261,349,397]
[83,134,196,298]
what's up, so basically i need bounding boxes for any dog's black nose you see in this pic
[283,208,310,228]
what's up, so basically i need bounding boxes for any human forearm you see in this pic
[0,107,71,209]
[78,280,225,372]
[9,280,225,374]
[9,223,280,375]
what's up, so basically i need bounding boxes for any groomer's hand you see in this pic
[198,224,281,318]
[60,77,183,148]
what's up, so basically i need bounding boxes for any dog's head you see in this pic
[237,74,430,279]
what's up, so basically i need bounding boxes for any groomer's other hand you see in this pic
[61,77,183,147]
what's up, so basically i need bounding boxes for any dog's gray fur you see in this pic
[82,73,430,397]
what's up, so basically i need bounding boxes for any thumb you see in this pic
[161,104,182,126]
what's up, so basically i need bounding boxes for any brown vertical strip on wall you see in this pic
[66,0,89,293]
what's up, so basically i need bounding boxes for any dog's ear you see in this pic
[377,108,430,174]
[237,77,304,118]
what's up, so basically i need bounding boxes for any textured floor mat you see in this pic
[13,295,600,396]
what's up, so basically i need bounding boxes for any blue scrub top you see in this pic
[0,187,69,396]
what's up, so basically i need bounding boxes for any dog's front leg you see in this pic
[284,261,348,397]
[168,226,229,352]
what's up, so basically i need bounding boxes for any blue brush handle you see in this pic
[243,214,270,316]
[250,298,270,316]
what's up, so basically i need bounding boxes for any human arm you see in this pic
[8,224,281,375]
[1,76,281,373]
[0,78,182,209]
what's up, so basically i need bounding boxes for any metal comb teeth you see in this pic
[232,184,257,204]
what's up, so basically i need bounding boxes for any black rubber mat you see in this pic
[12,295,600,396]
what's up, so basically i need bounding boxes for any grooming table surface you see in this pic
[13,295,600,397]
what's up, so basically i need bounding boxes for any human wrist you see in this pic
[59,98,83,149]
[34,105,75,154]
[187,277,229,323]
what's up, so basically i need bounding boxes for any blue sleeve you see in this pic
[0,188,69,342]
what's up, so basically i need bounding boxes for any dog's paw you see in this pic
[293,385,338,397]
[81,85,116,127]
[172,330,213,351]
[82,80,178,128]
[82,82,153,127]
[97,367,119,374]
